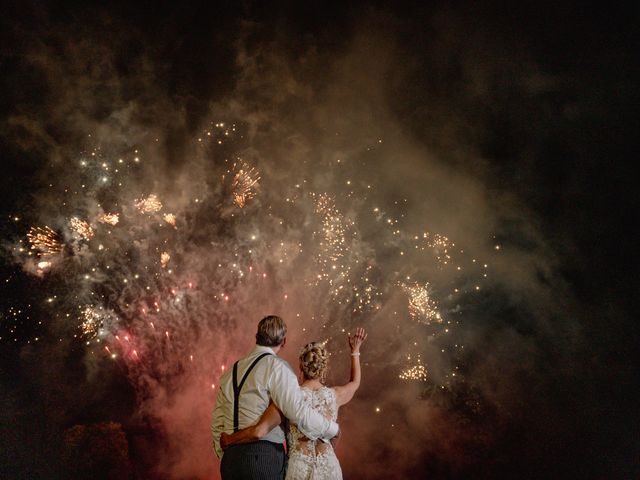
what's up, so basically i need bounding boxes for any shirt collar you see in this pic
[253,344,276,355]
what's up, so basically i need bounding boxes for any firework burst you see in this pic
[230,161,260,208]
[69,217,94,240]
[160,252,171,268]
[80,306,119,338]
[399,364,428,381]
[81,306,101,337]
[313,193,354,272]
[99,213,120,225]
[27,226,64,257]
[315,194,351,260]
[163,213,176,227]
[135,194,163,213]
[401,281,443,325]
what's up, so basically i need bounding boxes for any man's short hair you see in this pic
[256,315,287,347]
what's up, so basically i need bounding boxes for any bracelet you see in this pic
[351,352,360,356]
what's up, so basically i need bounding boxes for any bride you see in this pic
[220,327,367,479]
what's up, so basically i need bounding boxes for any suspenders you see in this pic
[232,352,272,432]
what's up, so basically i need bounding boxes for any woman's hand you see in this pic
[348,327,367,353]
[335,328,367,407]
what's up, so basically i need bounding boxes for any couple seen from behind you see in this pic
[211,315,367,479]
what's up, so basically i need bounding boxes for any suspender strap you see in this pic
[232,352,272,432]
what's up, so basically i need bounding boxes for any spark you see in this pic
[399,364,428,381]
[163,213,176,226]
[135,194,163,213]
[27,226,63,256]
[80,306,118,338]
[69,217,94,240]
[401,282,443,325]
[314,193,352,262]
[160,251,171,268]
[417,232,452,264]
[99,213,120,225]
[37,260,52,270]
[313,192,354,278]
[230,161,260,208]
[81,306,100,337]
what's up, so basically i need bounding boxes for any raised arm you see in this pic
[334,327,367,407]
[220,402,283,450]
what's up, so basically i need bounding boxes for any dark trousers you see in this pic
[220,441,286,480]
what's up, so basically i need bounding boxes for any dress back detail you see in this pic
[286,386,343,480]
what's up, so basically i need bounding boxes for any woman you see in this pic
[220,327,367,479]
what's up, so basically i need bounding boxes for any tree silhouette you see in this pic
[61,422,131,480]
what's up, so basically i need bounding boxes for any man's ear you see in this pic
[281,337,287,348]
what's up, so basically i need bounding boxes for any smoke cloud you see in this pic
[2,3,636,480]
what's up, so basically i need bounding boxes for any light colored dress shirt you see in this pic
[211,345,339,458]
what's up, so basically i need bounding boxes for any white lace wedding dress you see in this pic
[286,386,342,480]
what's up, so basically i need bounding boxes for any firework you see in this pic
[160,251,171,268]
[99,213,120,225]
[27,226,63,256]
[69,217,94,240]
[81,306,100,337]
[37,260,52,270]
[401,282,443,324]
[80,306,119,338]
[7,121,490,446]
[312,193,355,289]
[163,213,176,226]
[417,232,452,265]
[314,193,353,265]
[135,194,163,213]
[230,161,260,208]
[310,192,377,311]
[399,364,428,381]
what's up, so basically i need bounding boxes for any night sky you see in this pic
[1,2,638,479]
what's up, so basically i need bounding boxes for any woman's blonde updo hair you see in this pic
[299,342,329,382]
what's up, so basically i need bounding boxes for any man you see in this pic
[212,315,339,479]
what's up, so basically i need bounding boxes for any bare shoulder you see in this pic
[332,382,358,407]
[331,384,346,397]
[329,386,342,401]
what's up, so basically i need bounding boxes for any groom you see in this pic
[211,315,339,479]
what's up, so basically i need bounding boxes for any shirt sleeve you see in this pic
[211,385,228,459]
[267,359,339,441]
